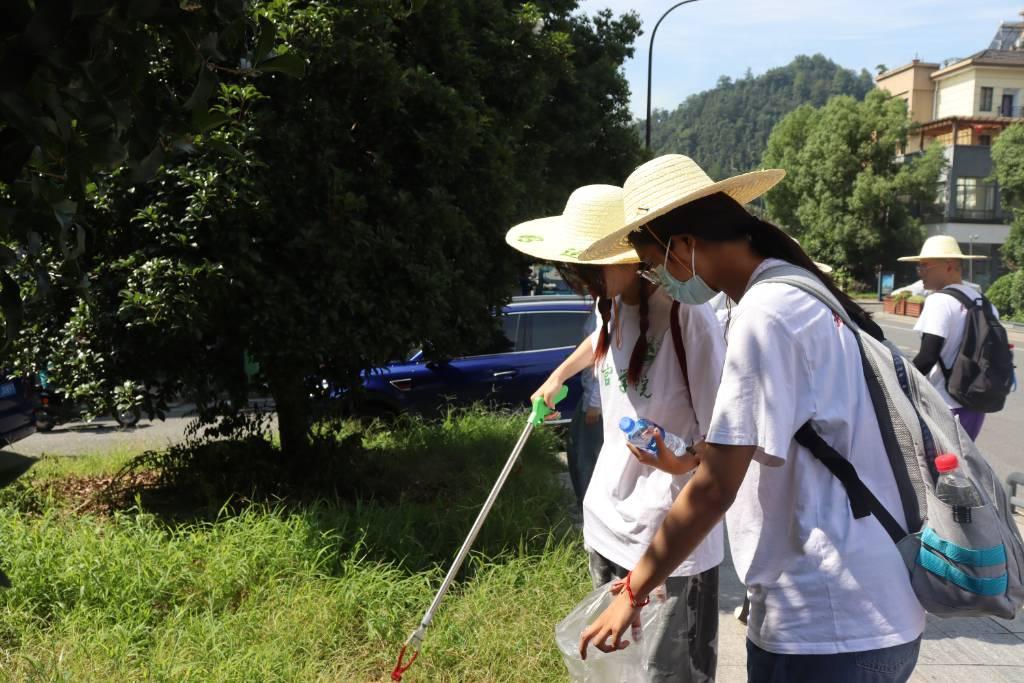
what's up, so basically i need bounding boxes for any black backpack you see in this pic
[939,287,1015,413]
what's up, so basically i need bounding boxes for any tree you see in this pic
[0,1,300,347]
[990,122,1024,269]
[642,54,875,180]
[762,90,946,281]
[12,1,644,458]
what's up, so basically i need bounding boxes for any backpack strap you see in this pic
[939,285,980,309]
[794,423,907,544]
[669,301,699,431]
[750,263,917,539]
[669,301,689,387]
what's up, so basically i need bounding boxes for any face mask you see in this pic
[654,237,717,305]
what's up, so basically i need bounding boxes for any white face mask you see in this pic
[653,237,717,305]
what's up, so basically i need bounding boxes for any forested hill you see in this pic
[644,54,875,178]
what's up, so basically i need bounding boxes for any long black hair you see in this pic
[556,263,613,364]
[627,192,883,341]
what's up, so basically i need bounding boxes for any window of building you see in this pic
[981,87,994,112]
[954,177,996,218]
[979,134,992,146]
[1002,93,1016,117]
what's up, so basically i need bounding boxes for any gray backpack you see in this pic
[753,263,1024,619]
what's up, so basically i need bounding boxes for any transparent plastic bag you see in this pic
[555,581,669,683]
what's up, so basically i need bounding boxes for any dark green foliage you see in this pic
[644,54,874,179]
[986,271,1024,321]
[11,1,643,454]
[0,1,295,346]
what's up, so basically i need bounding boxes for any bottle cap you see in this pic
[935,453,959,473]
[619,416,636,432]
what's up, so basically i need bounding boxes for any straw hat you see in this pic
[897,235,987,262]
[579,154,785,261]
[505,184,639,265]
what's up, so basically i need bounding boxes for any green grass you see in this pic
[0,409,589,682]
[27,447,141,481]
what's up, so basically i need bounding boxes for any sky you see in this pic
[578,0,1020,117]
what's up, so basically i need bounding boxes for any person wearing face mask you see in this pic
[576,155,923,683]
[507,184,726,682]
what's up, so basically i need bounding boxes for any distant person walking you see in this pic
[898,236,1006,440]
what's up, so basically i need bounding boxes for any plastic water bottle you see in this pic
[935,453,983,523]
[619,417,688,457]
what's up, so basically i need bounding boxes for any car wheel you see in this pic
[35,409,56,432]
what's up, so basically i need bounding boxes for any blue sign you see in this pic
[879,272,896,300]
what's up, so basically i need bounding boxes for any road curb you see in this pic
[873,312,1024,345]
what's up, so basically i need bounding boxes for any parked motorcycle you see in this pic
[35,387,140,432]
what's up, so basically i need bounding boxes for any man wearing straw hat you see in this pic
[897,235,997,439]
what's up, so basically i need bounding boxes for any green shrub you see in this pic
[987,271,1024,319]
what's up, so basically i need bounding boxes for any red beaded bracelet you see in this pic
[624,571,650,608]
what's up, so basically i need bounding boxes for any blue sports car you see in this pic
[349,295,593,417]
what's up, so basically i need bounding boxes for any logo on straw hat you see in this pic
[504,185,639,265]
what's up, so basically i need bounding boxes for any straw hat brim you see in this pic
[897,254,988,262]
[579,168,786,262]
[506,216,639,265]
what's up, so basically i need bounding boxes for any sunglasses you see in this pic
[637,263,661,286]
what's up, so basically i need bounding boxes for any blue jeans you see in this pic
[746,636,921,683]
[566,406,603,506]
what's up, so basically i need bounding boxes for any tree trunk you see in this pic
[267,368,310,462]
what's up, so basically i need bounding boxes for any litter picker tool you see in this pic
[390,386,569,681]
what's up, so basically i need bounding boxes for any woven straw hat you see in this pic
[505,184,639,265]
[897,235,987,262]
[579,155,785,261]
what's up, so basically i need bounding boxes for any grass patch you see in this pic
[28,448,141,481]
[0,409,587,681]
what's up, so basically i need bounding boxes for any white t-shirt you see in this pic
[707,259,925,655]
[913,283,1000,410]
[583,288,726,577]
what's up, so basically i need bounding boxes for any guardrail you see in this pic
[1006,472,1024,515]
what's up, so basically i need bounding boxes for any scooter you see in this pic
[35,387,140,432]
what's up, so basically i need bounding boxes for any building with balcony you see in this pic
[875,13,1024,286]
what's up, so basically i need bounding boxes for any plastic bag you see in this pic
[555,581,669,682]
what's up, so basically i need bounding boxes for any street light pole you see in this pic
[645,0,702,151]
[969,233,979,282]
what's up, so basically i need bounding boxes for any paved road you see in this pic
[11,401,277,458]
[876,314,1024,484]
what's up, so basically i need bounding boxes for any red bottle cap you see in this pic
[935,453,959,473]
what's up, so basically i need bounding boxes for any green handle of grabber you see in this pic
[529,385,569,426]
